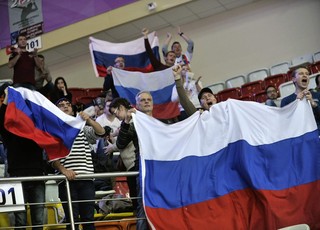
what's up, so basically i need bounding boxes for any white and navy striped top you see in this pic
[58,126,99,175]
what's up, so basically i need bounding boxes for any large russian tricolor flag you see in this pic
[112,67,180,120]
[5,87,85,161]
[133,99,320,230]
[89,32,160,77]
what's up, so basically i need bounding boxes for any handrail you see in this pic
[0,171,139,230]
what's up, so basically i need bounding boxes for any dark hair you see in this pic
[265,85,276,93]
[315,74,320,86]
[165,51,175,57]
[54,77,68,89]
[109,97,132,113]
[15,34,27,43]
[171,41,180,50]
[115,56,125,61]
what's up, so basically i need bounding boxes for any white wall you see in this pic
[50,0,320,88]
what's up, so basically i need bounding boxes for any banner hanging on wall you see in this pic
[8,0,43,45]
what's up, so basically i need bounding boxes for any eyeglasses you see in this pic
[57,102,71,108]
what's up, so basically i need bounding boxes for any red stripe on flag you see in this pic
[152,102,180,120]
[146,180,320,230]
[5,103,70,160]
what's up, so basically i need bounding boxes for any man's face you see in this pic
[114,57,125,69]
[17,36,27,48]
[293,68,310,90]
[57,100,73,116]
[165,52,176,66]
[172,43,182,56]
[266,87,278,100]
[136,93,153,114]
[200,92,217,110]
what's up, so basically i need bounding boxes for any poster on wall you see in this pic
[8,0,43,45]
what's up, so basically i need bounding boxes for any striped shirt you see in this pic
[58,126,99,175]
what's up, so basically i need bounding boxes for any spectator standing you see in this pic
[52,98,105,230]
[280,66,320,134]
[95,99,121,155]
[35,54,53,98]
[0,87,46,230]
[8,34,41,90]
[110,92,154,230]
[265,85,278,107]
[162,27,194,66]
[103,56,153,99]
[142,28,176,71]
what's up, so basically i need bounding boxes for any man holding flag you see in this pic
[0,86,46,230]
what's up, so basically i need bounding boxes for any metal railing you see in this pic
[0,171,139,230]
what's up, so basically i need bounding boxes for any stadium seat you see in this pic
[225,75,246,88]
[239,94,253,101]
[270,62,290,75]
[241,80,265,97]
[247,68,269,82]
[254,90,268,103]
[76,96,96,106]
[313,51,320,63]
[87,88,104,98]
[278,81,294,99]
[207,82,225,94]
[278,224,310,230]
[68,88,87,104]
[216,87,241,102]
[309,73,318,90]
[264,74,288,90]
[291,53,313,67]
[310,62,320,74]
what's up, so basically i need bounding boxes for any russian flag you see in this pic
[112,67,180,120]
[5,87,85,161]
[89,32,160,77]
[133,99,320,229]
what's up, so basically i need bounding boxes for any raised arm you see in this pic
[177,26,194,55]
[162,32,172,56]
[172,66,197,116]
[79,111,105,136]
[142,28,163,70]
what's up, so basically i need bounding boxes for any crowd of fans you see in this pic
[0,27,319,230]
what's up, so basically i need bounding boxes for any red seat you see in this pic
[87,88,104,98]
[254,90,268,103]
[216,87,241,102]
[310,61,320,74]
[76,96,96,106]
[239,94,253,101]
[240,80,265,97]
[69,88,87,104]
[264,74,288,91]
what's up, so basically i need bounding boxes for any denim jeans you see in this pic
[59,180,95,230]
[136,175,149,230]
[15,181,45,230]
